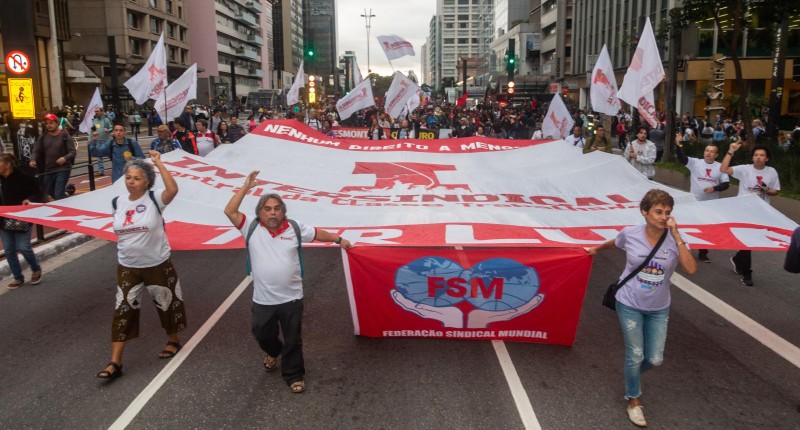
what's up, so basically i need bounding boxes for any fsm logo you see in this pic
[391,257,545,328]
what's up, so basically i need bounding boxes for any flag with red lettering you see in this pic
[336,78,375,120]
[124,32,168,105]
[154,64,197,122]
[384,71,419,119]
[377,35,416,61]
[344,246,593,345]
[541,93,574,139]
[590,45,621,116]
[78,87,103,134]
[286,61,305,106]
[0,120,795,251]
[617,18,664,127]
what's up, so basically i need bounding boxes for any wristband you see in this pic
[727,152,734,156]
[335,236,342,244]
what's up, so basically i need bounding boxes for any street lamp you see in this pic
[361,9,375,73]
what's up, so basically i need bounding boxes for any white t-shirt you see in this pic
[195,131,216,156]
[564,134,586,148]
[615,225,684,312]
[113,189,170,268]
[686,157,729,201]
[239,215,316,305]
[731,164,781,203]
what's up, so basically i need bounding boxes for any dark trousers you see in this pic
[251,299,305,385]
[732,250,752,275]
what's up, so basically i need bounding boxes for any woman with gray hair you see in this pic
[97,150,186,380]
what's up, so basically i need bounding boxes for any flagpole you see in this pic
[163,36,168,127]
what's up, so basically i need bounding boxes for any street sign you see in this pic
[5,50,31,75]
[8,78,35,118]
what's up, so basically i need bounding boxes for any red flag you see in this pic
[455,92,469,108]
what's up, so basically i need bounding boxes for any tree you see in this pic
[676,0,800,142]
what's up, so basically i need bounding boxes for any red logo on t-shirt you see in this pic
[123,209,135,227]
[705,169,711,178]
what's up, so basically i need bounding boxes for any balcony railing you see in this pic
[234,11,258,27]
[247,34,264,46]
[244,0,263,14]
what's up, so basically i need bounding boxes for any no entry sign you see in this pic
[5,50,31,75]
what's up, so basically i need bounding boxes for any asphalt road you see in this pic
[0,237,798,430]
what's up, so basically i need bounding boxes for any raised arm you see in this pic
[224,170,260,228]
[720,138,740,175]
[149,150,178,205]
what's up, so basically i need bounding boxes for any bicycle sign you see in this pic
[5,51,31,75]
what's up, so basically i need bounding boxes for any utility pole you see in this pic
[360,9,375,73]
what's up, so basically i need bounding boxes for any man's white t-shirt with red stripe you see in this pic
[195,131,216,156]
[238,215,316,305]
[731,164,780,204]
[113,188,170,268]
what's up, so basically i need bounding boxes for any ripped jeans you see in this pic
[616,301,669,399]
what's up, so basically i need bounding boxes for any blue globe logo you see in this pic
[395,257,467,307]
[466,258,540,311]
[395,257,540,310]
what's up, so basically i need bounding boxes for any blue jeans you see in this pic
[0,228,41,281]
[89,140,105,174]
[616,301,669,399]
[41,169,70,200]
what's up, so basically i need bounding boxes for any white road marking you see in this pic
[671,273,800,369]
[493,340,542,430]
[108,276,252,430]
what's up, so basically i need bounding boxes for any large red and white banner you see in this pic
[343,246,592,345]
[0,120,796,251]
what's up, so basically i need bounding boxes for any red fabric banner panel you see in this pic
[344,247,592,345]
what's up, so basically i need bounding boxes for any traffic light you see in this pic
[308,75,316,104]
[507,81,515,95]
[506,39,516,81]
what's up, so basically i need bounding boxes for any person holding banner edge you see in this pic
[224,171,352,394]
[588,189,697,427]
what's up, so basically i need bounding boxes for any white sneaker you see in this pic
[627,405,647,427]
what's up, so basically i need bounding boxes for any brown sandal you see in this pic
[290,380,305,393]
[263,354,278,371]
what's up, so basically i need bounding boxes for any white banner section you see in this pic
[1,120,796,251]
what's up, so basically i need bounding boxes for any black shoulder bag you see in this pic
[603,229,668,311]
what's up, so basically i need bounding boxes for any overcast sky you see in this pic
[336,1,436,80]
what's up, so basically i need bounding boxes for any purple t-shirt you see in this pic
[614,225,684,311]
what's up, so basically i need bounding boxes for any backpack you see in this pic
[112,190,164,228]
[245,218,303,277]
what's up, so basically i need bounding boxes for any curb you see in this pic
[0,232,97,280]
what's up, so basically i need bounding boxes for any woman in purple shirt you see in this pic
[589,189,697,427]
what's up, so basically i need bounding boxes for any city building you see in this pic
[187,0,273,107]
[272,0,303,90]
[67,0,191,108]
[303,0,336,84]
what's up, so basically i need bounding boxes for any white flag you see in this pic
[377,35,416,61]
[336,78,375,121]
[542,93,574,140]
[154,64,197,123]
[384,72,419,119]
[124,33,168,105]
[590,45,621,116]
[353,61,363,85]
[285,61,305,106]
[78,87,104,134]
[617,18,664,127]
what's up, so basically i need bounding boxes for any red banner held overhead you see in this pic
[343,246,593,345]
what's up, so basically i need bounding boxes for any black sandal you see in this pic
[158,341,182,359]
[96,362,123,379]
